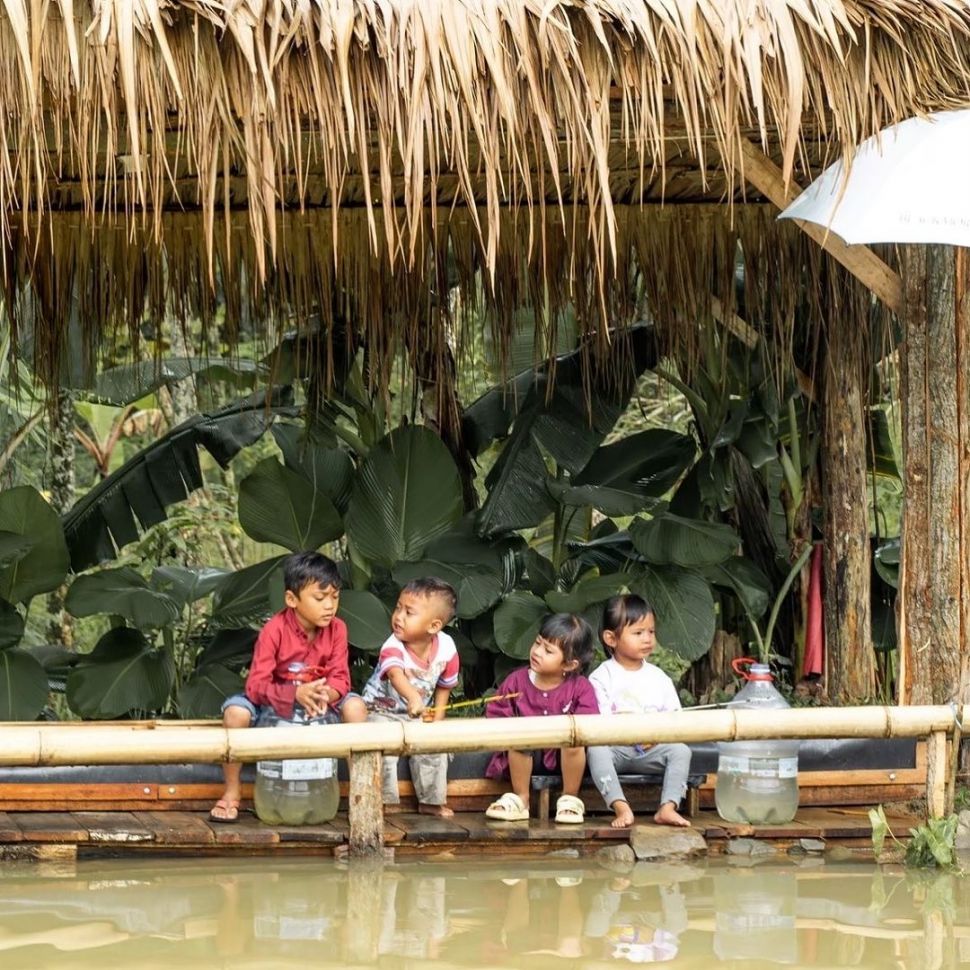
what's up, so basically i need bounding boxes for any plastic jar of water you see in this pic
[253,664,340,825]
[715,659,799,824]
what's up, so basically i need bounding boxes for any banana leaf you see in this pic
[62,387,295,571]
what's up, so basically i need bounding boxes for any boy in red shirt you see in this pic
[209,551,367,822]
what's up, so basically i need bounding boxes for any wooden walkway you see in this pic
[0,806,918,861]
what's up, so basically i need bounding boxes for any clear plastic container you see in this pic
[715,659,799,824]
[253,663,340,826]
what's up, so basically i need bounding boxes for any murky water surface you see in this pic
[0,854,967,968]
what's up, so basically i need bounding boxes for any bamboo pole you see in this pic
[0,707,962,765]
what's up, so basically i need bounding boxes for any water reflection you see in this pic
[0,853,965,967]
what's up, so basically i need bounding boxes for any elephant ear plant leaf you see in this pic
[345,425,464,567]
[65,566,182,629]
[0,486,70,604]
[66,627,176,719]
[0,487,73,720]
[238,456,343,550]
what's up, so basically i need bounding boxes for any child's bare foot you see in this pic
[383,804,407,814]
[611,801,635,828]
[418,803,454,818]
[654,802,691,827]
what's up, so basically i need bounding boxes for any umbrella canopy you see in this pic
[779,109,970,246]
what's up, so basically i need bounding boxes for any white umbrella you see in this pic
[779,108,970,246]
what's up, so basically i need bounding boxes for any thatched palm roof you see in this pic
[5,0,970,382]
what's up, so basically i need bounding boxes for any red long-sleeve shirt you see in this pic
[244,608,351,719]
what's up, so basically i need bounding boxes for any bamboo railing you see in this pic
[0,705,962,855]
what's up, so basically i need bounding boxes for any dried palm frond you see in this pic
[0,0,962,383]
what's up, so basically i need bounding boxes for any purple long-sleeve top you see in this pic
[484,666,599,778]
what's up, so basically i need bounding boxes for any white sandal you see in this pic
[485,792,530,821]
[555,794,585,824]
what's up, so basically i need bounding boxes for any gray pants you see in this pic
[367,711,449,806]
[587,742,691,810]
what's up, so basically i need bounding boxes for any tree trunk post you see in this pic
[900,246,970,723]
[348,750,384,857]
[822,319,875,702]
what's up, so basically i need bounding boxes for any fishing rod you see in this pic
[439,692,521,713]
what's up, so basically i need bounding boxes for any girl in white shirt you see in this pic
[587,594,692,828]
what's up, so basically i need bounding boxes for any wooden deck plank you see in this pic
[382,812,471,843]
[273,822,345,844]
[452,814,534,842]
[327,814,407,845]
[204,813,280,845]
[8,812,90,842]
[131,811,217,845]
[73,811,154,843]
[0,811,24,842]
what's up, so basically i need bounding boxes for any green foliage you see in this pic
[65,567,182,629]
[66,627,176,719]
[0,649,50,719]
[0,315,867,720]
[345,426,464,567]
[870,803,964,872]
[0,487,70,604]
[62,388,294,572]
[905,815,960,870]
[178,664,245,718]
[238,456,343,550]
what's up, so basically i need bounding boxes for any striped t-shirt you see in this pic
[362,632,460,714]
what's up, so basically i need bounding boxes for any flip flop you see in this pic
[485,792,530,821]
[209,797,241,824]
[555,794,585,824]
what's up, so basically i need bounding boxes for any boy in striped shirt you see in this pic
[362,577,460,817]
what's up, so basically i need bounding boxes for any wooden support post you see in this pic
[822,318,875,703]
[925,730,948,819]
[348,750,384,857]
[900,247,970,730]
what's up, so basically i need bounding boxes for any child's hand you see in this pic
[296,679,329,718]
[406,696,426,718]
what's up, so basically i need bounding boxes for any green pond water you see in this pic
[0,854,967,968]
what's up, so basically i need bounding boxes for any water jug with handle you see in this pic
[253,662,340,825]
[715,658,799,824]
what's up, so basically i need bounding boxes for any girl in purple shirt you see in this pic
[484,613,598,824]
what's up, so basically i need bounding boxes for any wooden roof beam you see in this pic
[738,137,903,316]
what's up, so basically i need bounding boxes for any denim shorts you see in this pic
[222,692,361,726]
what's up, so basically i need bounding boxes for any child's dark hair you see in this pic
[600,594,654,651]
[284,551,342,594]
[401,576,458,622]
[539,613,595,675]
